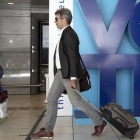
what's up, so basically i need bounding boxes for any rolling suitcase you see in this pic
[74,89,139,139]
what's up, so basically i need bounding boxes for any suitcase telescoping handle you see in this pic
[73,89,122,140]
[74,88,102,114]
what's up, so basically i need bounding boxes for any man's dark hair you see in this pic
[55,8,72,24]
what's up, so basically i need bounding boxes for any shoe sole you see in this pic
[31,136,53,139]
[40,137,53,139]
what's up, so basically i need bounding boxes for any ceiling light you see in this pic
[8,2,14,5]
[10,40,13,43]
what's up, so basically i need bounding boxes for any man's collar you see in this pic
[60,25,69,33]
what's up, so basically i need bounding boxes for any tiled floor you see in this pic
[0,93,140,140]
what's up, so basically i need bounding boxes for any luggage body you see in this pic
[101,103,139,139]
[74,89,139,139]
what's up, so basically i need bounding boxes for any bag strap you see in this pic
[79,55,86,70]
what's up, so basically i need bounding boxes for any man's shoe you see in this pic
[91,120,107,136]
[30,129,53,138]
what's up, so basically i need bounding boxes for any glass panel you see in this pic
[41,25,49,64]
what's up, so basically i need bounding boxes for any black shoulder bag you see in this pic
[79,56,91,92]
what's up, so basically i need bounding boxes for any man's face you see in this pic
[54,14,64,29]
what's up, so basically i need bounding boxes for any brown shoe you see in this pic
[30,129,53,138]
[91,120,107,136]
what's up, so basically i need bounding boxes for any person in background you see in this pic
[0,66,4,93]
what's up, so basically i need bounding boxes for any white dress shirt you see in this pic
[55,26,68,69]
[55,26,76,80]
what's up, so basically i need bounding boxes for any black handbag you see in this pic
[0,90,8,104]
[79,56,91,92]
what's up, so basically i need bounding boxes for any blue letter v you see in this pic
[78,0,136,54]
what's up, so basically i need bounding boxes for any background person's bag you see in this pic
[79,56,91,92]
[0,90,8,103]
[0,99,8,118]
[0,90,8,118]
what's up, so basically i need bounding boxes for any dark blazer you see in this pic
[53,26,83,79]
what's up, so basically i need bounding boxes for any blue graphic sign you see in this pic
[129,3,140,48]
[78,0,140,116]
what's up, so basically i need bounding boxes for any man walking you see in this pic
[31,8,107,138]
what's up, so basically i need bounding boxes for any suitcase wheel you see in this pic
[129,134,134,139]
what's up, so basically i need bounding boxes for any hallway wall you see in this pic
[0,9,31,94]
[0,1,49,94]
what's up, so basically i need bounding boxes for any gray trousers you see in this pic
[45,70,103,132]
